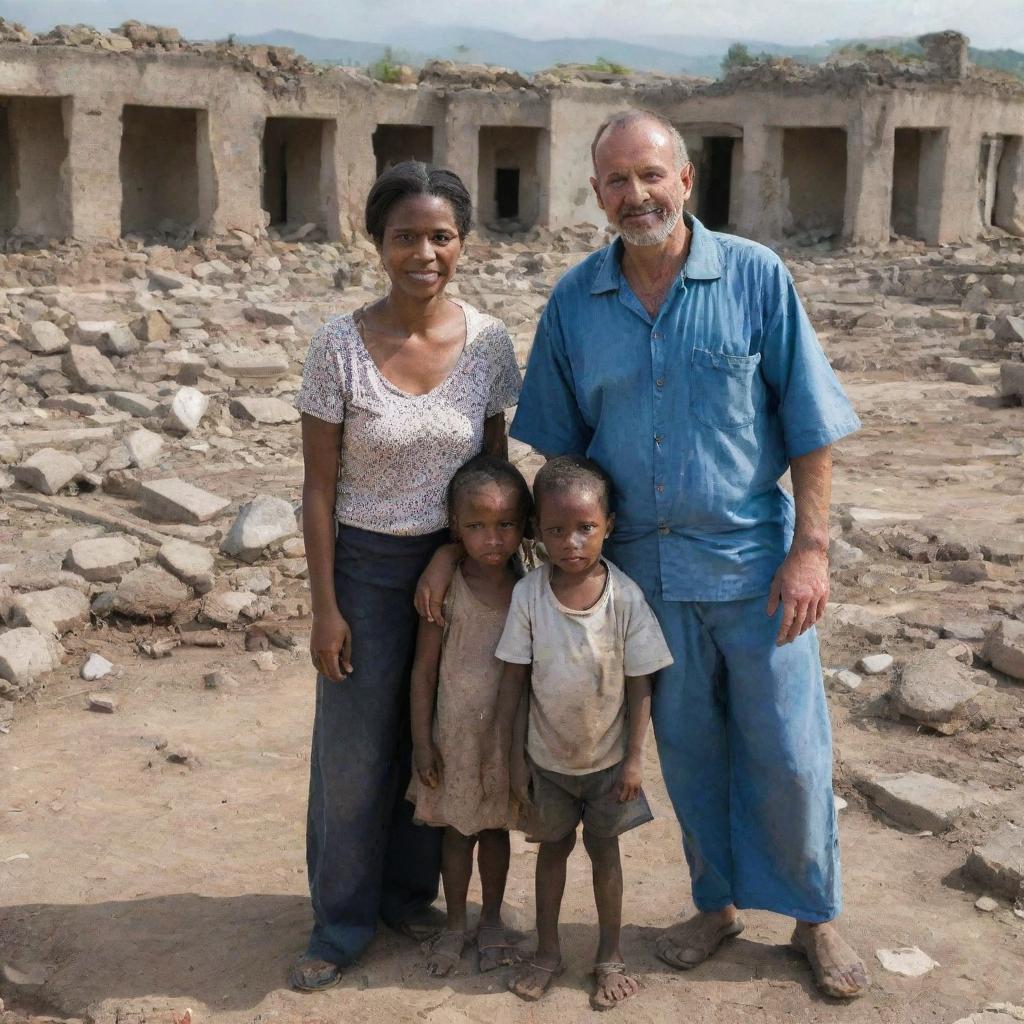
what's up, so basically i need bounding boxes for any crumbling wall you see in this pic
[783,127,847,236]
[993,135,1024,233]
[477,126,544,229]
[262,117,330,229]
[120,105,200,235]
[372,124,434,176]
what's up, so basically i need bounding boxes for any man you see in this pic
[508,110,868,998]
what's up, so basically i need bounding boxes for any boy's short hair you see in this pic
[533,455,614,516]
[447,453,533,521]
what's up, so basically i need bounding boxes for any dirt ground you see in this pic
[2,234,1024,1024]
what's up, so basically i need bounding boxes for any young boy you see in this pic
[494,455,673,1011]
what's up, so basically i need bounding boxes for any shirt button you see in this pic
[655,378,665,388]
[652,331,661,340]
[654,434,663,444]
[656,484,665,493]
[659,525,670,536]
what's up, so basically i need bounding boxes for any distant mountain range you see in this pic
[236,27,1024,79]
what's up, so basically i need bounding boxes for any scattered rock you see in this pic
[203,670,238,690]
[164,386,210,434]
[966,823,1024,900]
[983,619,1024,681]
[228,396,301,424]
[125,428,165,469]
[252,650,278,672]
[875,946,939,977]
[112,565,190,618]
[139,478,230,525]
[157,538,216,591]
[199,588,258,625]
[20,320,69,354]
[87,691,118,713]
[890,647,981,734]
[165,743,198,765]
[64,535,141,582]
[0,627,63,693]
[858,653,894,675]
[13,448,83,495]
[975,896,998,912]
[826,668,862,691]
[63,344,120,392]
[7,586,91,635]
[220,494,297,562]
[81,653,113,681]
[854,770,994,833]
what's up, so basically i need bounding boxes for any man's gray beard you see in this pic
[617,205,682,247]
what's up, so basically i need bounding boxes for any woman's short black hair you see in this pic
[365,161,473,246]
[447,454,533,523]
[533,455,615,517]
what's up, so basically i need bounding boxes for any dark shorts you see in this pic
[525,758,654,843]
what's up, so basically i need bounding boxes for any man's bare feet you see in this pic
[590,961,641,1011]
[476,923,518,972]
[509,953,562,1001]
[423,929,466,977]
[654,909,745,969]
[791,921,869,999]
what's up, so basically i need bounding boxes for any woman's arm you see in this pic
[410,617,445,787]
[301,414,352,681]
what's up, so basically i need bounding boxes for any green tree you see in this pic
[721,42,755,74]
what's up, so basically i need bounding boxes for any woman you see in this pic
[291,162,522,991]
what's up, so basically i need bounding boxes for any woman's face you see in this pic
[378,194,463,302]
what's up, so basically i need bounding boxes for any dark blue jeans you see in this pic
[304,524,447,966]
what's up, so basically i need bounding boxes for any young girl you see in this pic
[408,454,531,977]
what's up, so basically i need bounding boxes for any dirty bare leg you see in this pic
[477,829,516,970]
[425,828,474,976]
[510,831,575,1000]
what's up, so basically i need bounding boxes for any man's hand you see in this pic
[617,752,643,803]
[413,543,461,625]
[766,544,829,646]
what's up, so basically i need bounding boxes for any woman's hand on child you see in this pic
[617,754,643,803]
[310,609,353,682]
[415,743,443,788]
[414,543,461,625]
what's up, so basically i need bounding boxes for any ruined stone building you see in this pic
[1,22,1023,246]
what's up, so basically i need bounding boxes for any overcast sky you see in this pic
[8,0,1024,50]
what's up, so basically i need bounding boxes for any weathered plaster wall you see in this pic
[262,116,330,228]
[372,124,434,176]
[783,127,847,235]
[3,96,69,237]
[0,102,14,233]
[477,125,545,228]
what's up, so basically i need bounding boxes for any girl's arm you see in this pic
[410,617,445,787]
[301,414,351,681]
[509,686,531,806]
[618,674,652,802]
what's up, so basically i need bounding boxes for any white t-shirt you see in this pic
[495,559,673,775]
[294,299,522,536]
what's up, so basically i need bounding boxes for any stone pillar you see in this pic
[735,123,784,242]
[203,103,265,238]
[844,100,894,244]
[440,97,480,220]
[928,122,978,244]
[63,96,122,242]
[994,135,1024,235]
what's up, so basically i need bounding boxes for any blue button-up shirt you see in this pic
[510,215,861,602]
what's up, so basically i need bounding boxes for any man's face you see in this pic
[590,120,694,247]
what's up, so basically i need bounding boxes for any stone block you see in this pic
[64,535,141,583]
[63,344,120,392]
[1001,362,1024,401]
[854,770,993,833]
[243,305,295,327]
[7,586,91,635]
[220,494,297,562]
[125,428,164,469]
[107,392,161,418]
[133,310,171,343]
[0,627,62,692]
[217,349,289,381]
[13,448,83,495]
[890,646,981,734]
[76,321,139,356]
[163,386,209,434]
[983,619,1024,681]
[139,478,230,525]
[112,565,190,618]
[148,269,191,291]
[19,320,69,354]
[157,539,215,592]
[229,396,300,425]
[966,823,1024,900]
[200,589,259,625]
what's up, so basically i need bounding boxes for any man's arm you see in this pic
[766,444,831,646]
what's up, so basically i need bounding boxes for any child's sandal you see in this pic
[423,929,466,977]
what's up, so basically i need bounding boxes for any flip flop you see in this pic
[791,926,869,999]
[423,929,466,977]
[290,956,342,992]
[655,914,745,969]
[590,961,641,1012]
[509,958,563,1001]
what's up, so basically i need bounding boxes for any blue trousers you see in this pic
[304,524,446,966]
[646,593,841,923]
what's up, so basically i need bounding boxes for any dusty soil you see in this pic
[1,232,1023,1024]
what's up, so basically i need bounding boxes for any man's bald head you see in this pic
[591,111,689,173]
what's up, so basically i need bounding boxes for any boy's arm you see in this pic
[618,674,652,802]
[509,686,531,806]
[410,618,444,787]
[495,662,530,753]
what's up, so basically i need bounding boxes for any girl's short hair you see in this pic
[533,455,615,516]
[365,161,473,246]
[447,454,533,522]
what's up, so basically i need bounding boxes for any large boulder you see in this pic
[13,449,83,495]
[64,535,141,583]
[163,386,210,435]
[965,823,1024,900]
[0,627,63,696]
[220,495,298,562]
[983,619,1024,681]
[112,565,190,618]
[138,478,230,525]
[889,645,981,734]
[6,587,90,636]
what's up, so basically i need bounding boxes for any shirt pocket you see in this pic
[690,348,763,431]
